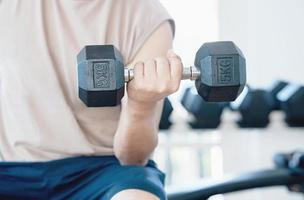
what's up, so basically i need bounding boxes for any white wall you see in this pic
[160,0,304,88]
[160,0,219,67]
[160,0,219,99]
[218,0,304,87]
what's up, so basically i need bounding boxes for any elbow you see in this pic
[114,139,158,166]
[115,152,149,166]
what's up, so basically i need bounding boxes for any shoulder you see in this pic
[112,0,174,63]
[129,22,173,65]
[116,0,171,23]
[119,0,165,9]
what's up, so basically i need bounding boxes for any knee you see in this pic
[104,163,166,200]
[107,177,166,200]
[111,189,160,200]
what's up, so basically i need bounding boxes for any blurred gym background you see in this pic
[154,0,304,199]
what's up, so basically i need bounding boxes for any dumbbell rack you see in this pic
[155,110,304,200]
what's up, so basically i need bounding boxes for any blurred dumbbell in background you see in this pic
[230,86,274,128]
[230,80,304,128]
[268,80,289,110]
[277,84,304,127]
[181,87,226,129]
[159,79,304,130]
[159,98,174,130]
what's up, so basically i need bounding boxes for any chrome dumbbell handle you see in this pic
[124,66,200,82]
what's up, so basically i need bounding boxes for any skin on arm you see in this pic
[113,21,183,166]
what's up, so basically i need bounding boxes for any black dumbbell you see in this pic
[77,41,246,107]
[277,84,304,127]
[181,87,191,107]
[268,80,289,110]
[274,151,304,169]
[159,98,173,130]
[230,86,273,128]
[274,152,293,169]
[289,152,304,169]
[230,80,289,112]
[181,87,225,129]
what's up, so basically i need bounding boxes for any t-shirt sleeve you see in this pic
[120,0,175,64]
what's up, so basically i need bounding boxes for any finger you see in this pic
[155,57,171,81]
[143,59,157,79]
[133,61,144,82]
[167,50,183,89]
[167,49,182,60]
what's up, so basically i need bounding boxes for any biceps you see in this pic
[127,21,173,126]
[127,21,173,66]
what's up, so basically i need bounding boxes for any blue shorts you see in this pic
[0,156,166,200]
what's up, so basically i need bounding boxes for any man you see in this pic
[0,0,182,199]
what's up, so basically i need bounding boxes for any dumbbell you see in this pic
[77,41,246,107]
[181,88,191,107]
[274,151,304,169]
[159,98,174,130]
[277,84,304,127]
[267,80,289,110]
[181,87,225,129]
[231,80,289,111]
[230,86,273,128]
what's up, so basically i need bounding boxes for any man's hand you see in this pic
[127,50,183,109]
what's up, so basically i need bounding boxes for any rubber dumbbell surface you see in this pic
[159,98,173,130]
[231,87,273,128]
[77,45,125,107]
[277,84,304,127]
[268,80,289,110]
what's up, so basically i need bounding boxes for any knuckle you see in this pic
[156,57,168,66]
[172,64,183,76]
[135,61,144,68]
[145,59,156,66]
[175,54,182,60]
[134,62,144,73]
[171,57,183,67]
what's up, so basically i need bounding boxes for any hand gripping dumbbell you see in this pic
[77,41,246,107]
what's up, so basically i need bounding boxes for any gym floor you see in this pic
[154,109,303,200]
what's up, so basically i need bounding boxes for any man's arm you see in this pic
[113,22,181,166]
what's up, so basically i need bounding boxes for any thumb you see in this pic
[167,49,179,59]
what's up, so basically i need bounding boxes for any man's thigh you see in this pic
[103,163,167,200]
[111,189,160,200]
[0,156,167,200]
[61,157,167,200]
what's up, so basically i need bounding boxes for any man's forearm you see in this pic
[113,99,159,166]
